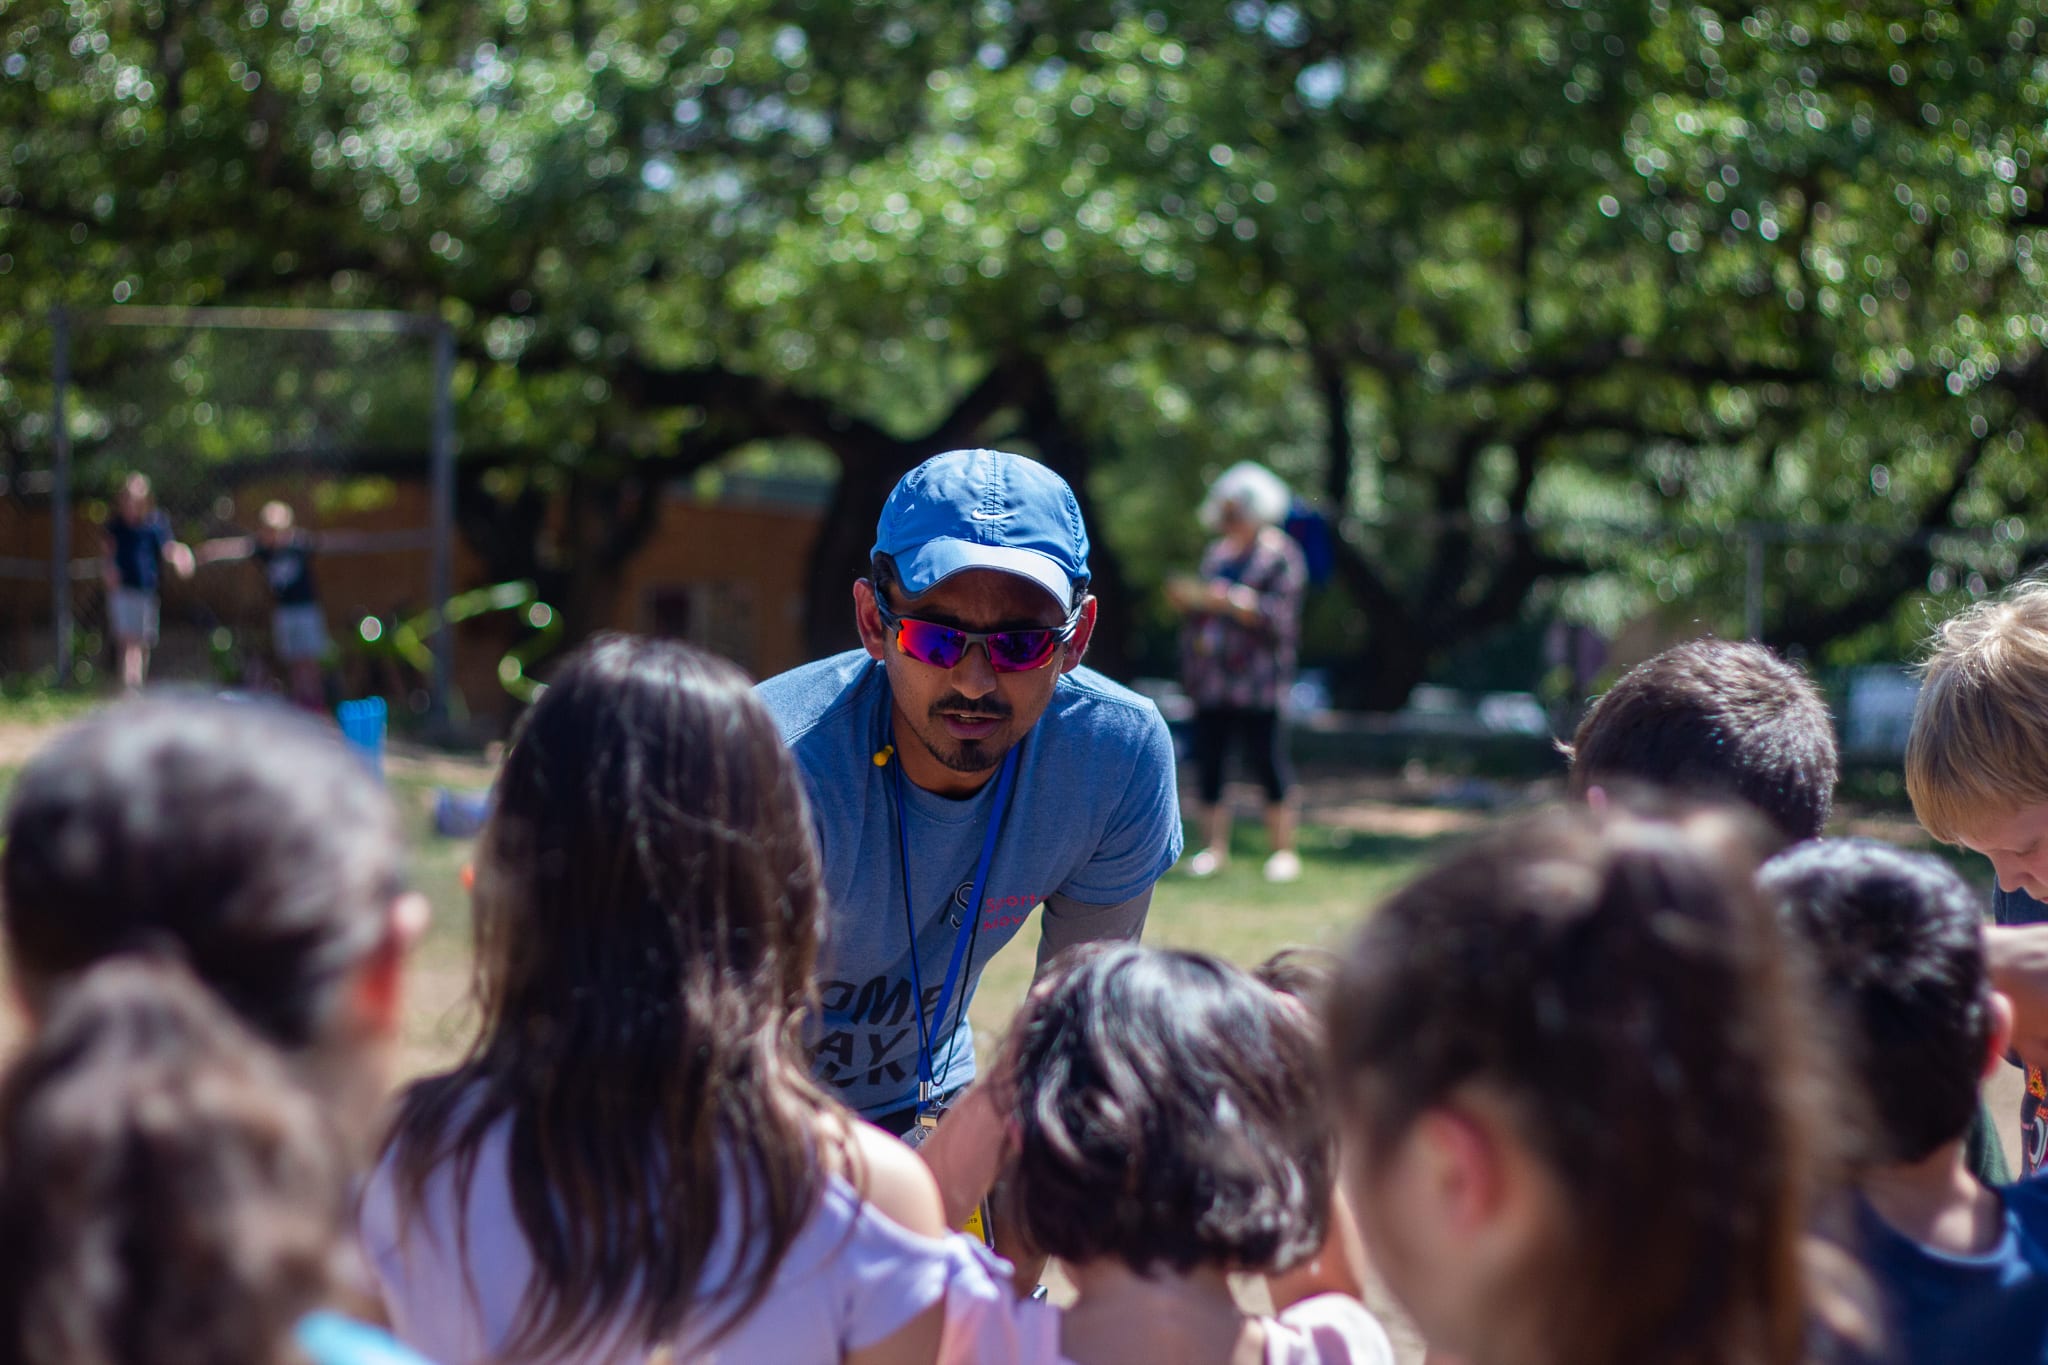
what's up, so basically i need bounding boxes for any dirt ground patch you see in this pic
[0,722,54,768]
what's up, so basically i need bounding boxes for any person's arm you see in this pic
[193,535,256,565]
[308,527,383,552]
[1234,531,1306,636]
[1268,1189,1370,1311]
[100,529,119,590]
[1185,545,1304,633]
[161,535,195,579]
[1205,578,1271,628]
[1988,923,2048,1059]
[839,1121,949,1365]
[1034,888,1151,977]
[913,1082,1011,1231]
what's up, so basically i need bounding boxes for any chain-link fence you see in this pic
[1,307,454,712]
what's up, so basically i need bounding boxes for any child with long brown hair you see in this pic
[0,697,429,1365]
[1327,804,1847,1365]
[364,635,982,1364]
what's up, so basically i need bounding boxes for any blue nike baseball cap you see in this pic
[871,449,1091,609]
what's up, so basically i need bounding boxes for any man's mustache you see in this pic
[930,694,1011,720]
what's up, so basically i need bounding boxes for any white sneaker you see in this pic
[1263,849,1302,883]
[1188,848,1226,877]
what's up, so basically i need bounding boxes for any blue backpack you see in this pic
[1283,499,1335,587]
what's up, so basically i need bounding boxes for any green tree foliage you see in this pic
[5,1,2048,700]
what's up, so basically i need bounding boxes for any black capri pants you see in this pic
[1190,704,1292,805]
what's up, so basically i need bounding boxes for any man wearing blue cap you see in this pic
[759,449,1183,1138]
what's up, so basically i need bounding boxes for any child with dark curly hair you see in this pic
[922,943,1395,1365]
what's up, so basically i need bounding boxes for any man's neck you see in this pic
[1862,1138,2004,1256]
[888,700,1000,800]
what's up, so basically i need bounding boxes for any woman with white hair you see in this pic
[1165,462,1309,882]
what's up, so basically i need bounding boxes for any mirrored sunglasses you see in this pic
[874,598,1078,673]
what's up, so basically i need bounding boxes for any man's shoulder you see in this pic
[757,650,883,746]
[1047,667,1171,744]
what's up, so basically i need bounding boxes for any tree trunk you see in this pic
[800,439,917,662]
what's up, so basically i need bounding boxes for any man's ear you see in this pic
[854,579,888,662]
[352,892,430,1039]
[1057,596,1099,675]
[1986,989,2018,1080]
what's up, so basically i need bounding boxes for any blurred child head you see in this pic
[115,472,152,519]
[2,697,416,1126]
[1567,638,1838,843]
[1328,804,1829,1365]
[0,959,348,1365]
[1001,943,1330,1277]
[0,697,416,1365]
[384,634,833,1358]
[258,500,297,546]
[1905,580,2048,895]
[1760,839,2007,1167]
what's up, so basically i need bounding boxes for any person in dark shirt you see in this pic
[199,501,332,711]
[1762,840,2048,1365]
[100,472,195,691]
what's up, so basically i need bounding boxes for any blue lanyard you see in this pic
[890,732,1018,1109]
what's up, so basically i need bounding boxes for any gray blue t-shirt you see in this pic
[759,650,1182,1119]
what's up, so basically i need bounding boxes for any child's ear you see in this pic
[1986,989,2017,1080]
[6,972,34,1032]
[1414,1105,1507,1233]
[351,892,430,1038]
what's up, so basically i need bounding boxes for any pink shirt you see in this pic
[958,1289,1398,1365]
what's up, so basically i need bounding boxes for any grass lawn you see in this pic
[963,820,1439,1068]
[391,774,1445,1080]
[0,699,1998,1084]
[0,707,1441,1078]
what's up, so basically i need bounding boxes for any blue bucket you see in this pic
[433,787,493,838]
[336,697,388,777]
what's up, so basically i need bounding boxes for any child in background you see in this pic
[923,943,1396,1365]
[1566,636,1839,844]
[198,500,333,710]
[1761,839,2048,1363]
[0,699,430,1365]
[1905,581,2048,1176]
[1569,637,2013,1185]
[1326,805,1843,1365]
[100,471,195,690]
[363,635,982,1365]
